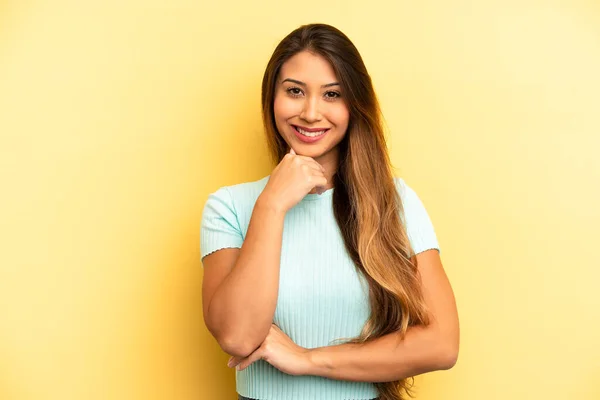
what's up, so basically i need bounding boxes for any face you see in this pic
[273,51,350,166]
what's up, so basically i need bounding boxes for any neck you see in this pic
[309,147,339,193]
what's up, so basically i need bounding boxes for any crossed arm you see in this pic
[307,249,460,382]
[228,248,460,382]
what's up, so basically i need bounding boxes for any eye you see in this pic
[286,87,303,97]
[324,91,341,100]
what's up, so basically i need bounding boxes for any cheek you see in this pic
[273,95,297,121]
[329,106,350,130]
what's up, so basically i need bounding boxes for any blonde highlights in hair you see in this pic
[262,24,430,399]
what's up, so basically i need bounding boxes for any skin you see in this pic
[273,50,350,193]
[227,250,459,382]
[225,52,460,381]
[201,54,336,356]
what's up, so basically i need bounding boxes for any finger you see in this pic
[228,354,245,369]
[227,356,239,368]
[295,155,326,173]
[290,147,296,155]
[313,176,328,192]
[236,348,263,371]
[303,163,325,175]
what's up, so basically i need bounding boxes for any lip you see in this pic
[291,125,329,143]
[293,125,330,132]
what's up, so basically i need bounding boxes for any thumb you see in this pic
[289,147,296,155]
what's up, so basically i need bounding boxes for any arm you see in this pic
[202,195,286,358]
[306,249,459,382]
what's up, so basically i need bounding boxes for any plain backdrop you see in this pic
[1,1,599,399]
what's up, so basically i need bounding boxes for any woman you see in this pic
[201,23,459,400]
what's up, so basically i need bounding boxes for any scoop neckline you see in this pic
[302,186,334,201]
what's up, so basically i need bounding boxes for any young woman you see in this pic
[201,23,459,400]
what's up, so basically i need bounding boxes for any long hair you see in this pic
[261,23,430,400]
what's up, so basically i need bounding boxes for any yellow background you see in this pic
[1,1,599,399]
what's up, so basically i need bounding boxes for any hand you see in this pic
[258,147,328,213]
[226,324,313,376]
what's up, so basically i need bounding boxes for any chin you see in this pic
[293,144,329,158]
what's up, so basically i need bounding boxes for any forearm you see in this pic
[207,196,285,356]
[307,323,458,382]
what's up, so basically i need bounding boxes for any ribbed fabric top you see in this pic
[200,175,440,400]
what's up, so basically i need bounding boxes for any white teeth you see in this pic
[296,127,327,137]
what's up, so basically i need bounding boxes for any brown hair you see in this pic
[261,23,430,400]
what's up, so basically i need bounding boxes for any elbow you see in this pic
[431,322,459,371]
[205,316,269,358]
[218,334,261,358]
[440,346,458,370]
[436,341,459,370]
[204,314,261,358]
[204,309,271,358]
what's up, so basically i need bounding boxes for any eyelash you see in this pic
[286,87,341,100]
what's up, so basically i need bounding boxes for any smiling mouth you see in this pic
[292,125,330,137]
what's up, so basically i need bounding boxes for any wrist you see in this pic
[305,347,331,377]
[256,193,287,215]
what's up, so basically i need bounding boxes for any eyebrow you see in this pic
[281,78,340,88]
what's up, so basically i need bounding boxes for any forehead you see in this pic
[279,51,338,84]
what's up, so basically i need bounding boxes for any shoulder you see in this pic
[392,175,430,214]
[208,175,270,206]
[392,176,441,255]
[200,175,270,258]
[393,176,409,195]
[202,175,270,227]
[201,177,268,244]
[393,176,419,204]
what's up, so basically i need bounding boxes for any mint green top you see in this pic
[200,175,440,400]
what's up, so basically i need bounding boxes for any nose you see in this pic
[299,97,322,123]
